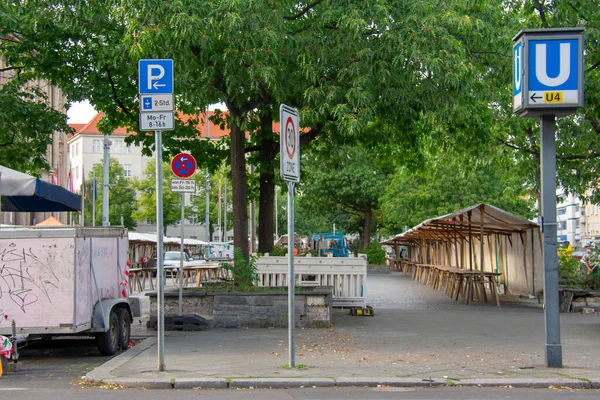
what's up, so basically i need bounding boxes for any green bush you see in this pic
[362,243,387,265]
[269,246,287,256]
[583,273,600,290]
[558,248,585,289]
[220,247,258,289]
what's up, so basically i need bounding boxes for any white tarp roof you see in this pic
[128,232,208,246]
[384,203,538,244]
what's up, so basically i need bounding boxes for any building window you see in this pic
[557,208,566,216]
[575,220,580,229]
[92,139,102,153]
[112,139,131,153]
[558,221,567,230]
[123,164,132,178]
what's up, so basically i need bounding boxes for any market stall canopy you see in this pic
[35,216,64,226]
[0,166,81,212]
[383,203,538,245]
[128,232,208,246]
[275,233,302,247]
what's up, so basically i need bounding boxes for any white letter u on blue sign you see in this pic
[535,43,570,87]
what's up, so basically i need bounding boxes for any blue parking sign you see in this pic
[138,59,173,94]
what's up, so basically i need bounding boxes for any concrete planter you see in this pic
[147,286,332,328]
[367,264,391,274]
[559,289,600,312]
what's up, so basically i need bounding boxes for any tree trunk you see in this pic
[258,113,276,254]
[363,208,372,248]
[229,110,249,261]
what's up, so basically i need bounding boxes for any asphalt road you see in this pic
[4,336,118,384]
[1,383,599,399]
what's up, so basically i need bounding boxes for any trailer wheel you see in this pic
[116,308,131,350]
[96,310,119,356]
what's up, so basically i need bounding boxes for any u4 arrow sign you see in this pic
[530,93,542,102]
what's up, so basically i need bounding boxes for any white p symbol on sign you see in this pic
[147,65,165,90]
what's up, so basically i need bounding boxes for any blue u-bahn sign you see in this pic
[513,28,584,118]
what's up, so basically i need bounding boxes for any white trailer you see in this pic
[0,226,132,356]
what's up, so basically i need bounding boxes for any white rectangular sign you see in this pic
[140,94,174,112]
[280,104,300,183]
[170,179,196,193]
[140,111,174,131]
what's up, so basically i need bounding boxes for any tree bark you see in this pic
[363,208,372,248]
[229,109,249,261]
[258,113,277,254]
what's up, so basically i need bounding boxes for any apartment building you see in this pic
[556,188,581,247]
[67,112,233,241]
[0,58,71,225]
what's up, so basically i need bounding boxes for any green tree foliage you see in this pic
[0,1,517,261]
[187,165,232,241]
[221,247,258,289]
[83,158,136,229]
[5,0,600,258]
[380,151,536,231]
[362,243,387,265]
[491,1,600,204]
[299,144,394,246]
[0,79,71,172]
[131,159,181,234]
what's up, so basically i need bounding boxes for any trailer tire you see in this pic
[116,308,131,350]
[96,311,119,356]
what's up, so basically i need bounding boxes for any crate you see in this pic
[349,305,374,316]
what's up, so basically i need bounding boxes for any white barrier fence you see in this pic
[255,256,367,308]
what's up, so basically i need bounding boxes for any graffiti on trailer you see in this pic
[0,242,60,318]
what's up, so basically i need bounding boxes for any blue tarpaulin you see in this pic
[0,165,81,212]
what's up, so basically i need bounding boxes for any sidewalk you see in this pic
[86,272,600,389]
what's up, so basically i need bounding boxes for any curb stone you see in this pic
[228,378,336,389]
[85,337,156,382]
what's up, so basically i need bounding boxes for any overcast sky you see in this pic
[67,100,96,124]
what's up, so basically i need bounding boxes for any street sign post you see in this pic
[280,104,300,368]
[280,104,300,183]
[138,59,174,132]
[140,112,174,130]
[140,94,174,112]
[138,59,174,94]
[513,28,584,369]
[138,59,175,372]
[170,179,196,193]
[171,153,197,178]
[513,28,584,118]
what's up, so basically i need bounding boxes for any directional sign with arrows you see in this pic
[530,93,542,103]
[171,153,197,178]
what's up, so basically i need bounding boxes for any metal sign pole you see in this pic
[155,129,166,372]
[205,169,210,242]
[102,134,111,226]
[287,180,295,368]
[540,115,562,368]
[179,193,184,316]
[512,28,584,369]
